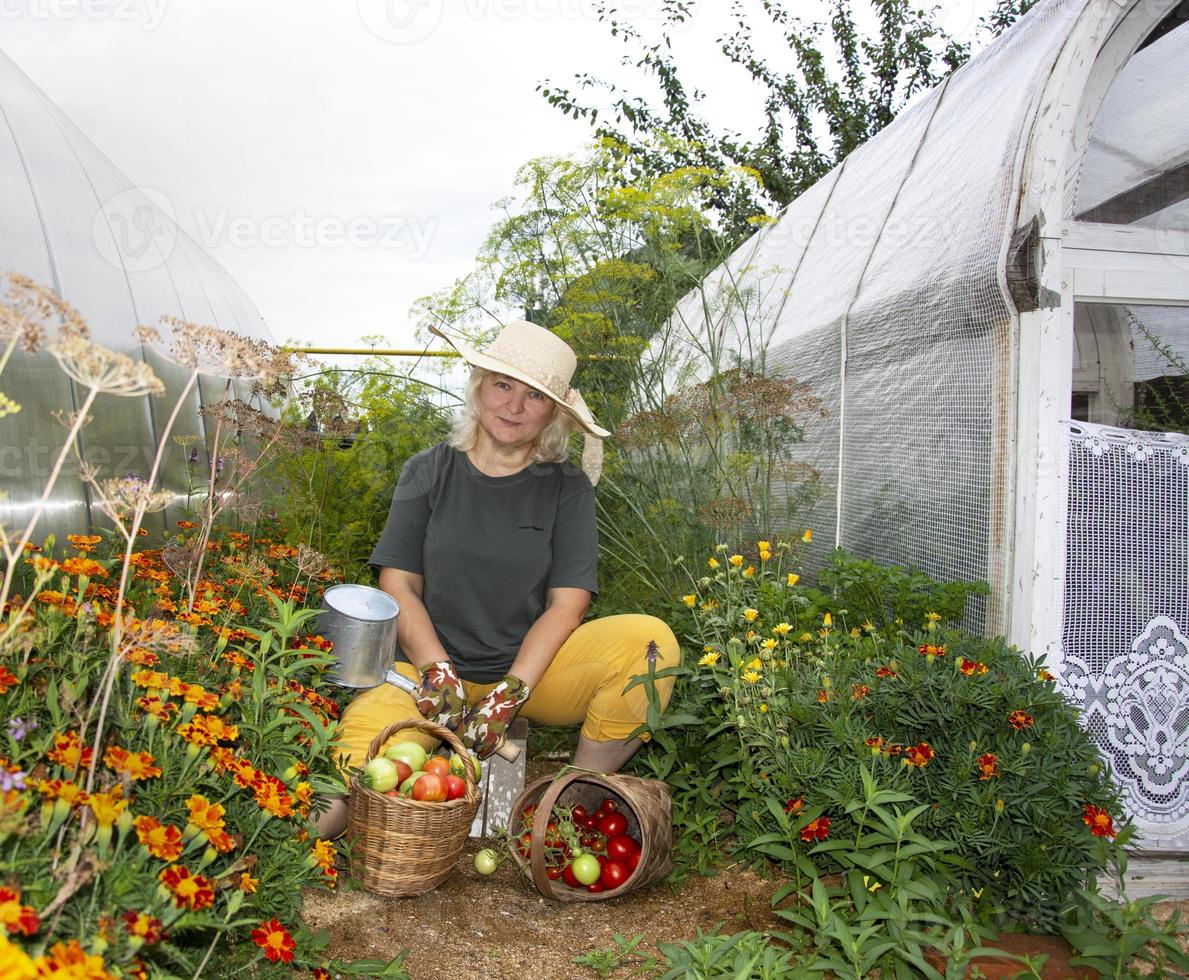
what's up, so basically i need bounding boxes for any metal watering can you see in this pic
[318,584,400,688]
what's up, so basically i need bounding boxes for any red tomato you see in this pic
[562,863,581,888]
[597,798,617,816]
[423,756,451,777]
[586,880,605,893]
[571,804,587,822]
[392,760,413,786]
[597,812,628,838]
[606,834,636,862]
[412,773,446,801]
[545,864,564,880]
[443,774,466,800]
[627,848,641,871]
[600,858,630,890]
[588,836,606,854]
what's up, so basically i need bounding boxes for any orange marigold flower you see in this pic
[158,866,215,910]
[88,789,126,828]
[207,829,237,853]
[1038,668,1056,682]
[60,556,108,579]
[902,742,935,768]
[313,969,332,980]
[221,651,254,671]
[239,871,259,893]
[136,696,178,723]
[103,746,161,781]
[254,776,294,819]
[0,666,19,695]
[309,839,336,872]
[47,731,93,770]
[38,939,115,978]
[976,753,1000,780]
[130,670,171,691]
[0,886,40,935]
[121,910,164,945]
[918,644,947,657]
[800,815,831,842]
[230,758,259,790]
[177,714,239,747]
[1082,804,1116,839]
[37,778,87,807]
[185,795,225,834]
[176,520,199,529]
[251,918,296,964]
[1008,710,1035,731]
[852,684,870,700]
[783,797,804,815]
[959,658,989,676]
[875,665,897,679]
[866,736,886,753]
[817,689,830,703]
[67,533,103,551]
[134,816,184,862]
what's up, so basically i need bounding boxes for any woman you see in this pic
[314,320,679,837]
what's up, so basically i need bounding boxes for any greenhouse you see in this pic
[674,0,1189,851]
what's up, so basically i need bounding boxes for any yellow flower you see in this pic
[697,651,720,667]
[760,638,777,651]
[772,622,792,636]
[757,540,771,551]
[798,632,813,643]
[747,658,763,671]
[862,619,876,633]
[787,573,800,587]
[728,554,744,567]
[699,599,719,611]
[802,529,812,543]
[742,608,759,622]
[850,627,861,638]
[925,611,942,623]
[759,550,771,562]
[682,594,697,608]
[742,565,755,578]
[707,557,719,569]
[741,669,762,684]
[758,703,768,713]
[822,612,832,628]
[746,630,758,642]
[87,790,126,828]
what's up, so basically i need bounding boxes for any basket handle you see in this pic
[361,718,479,804]
[527,768,591,899]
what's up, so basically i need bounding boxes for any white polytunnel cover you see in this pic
[0,48,273,541]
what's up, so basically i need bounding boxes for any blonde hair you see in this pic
[448,367,576,463]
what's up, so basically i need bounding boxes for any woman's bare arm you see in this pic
[508,587,591,688]
[377,566,451,670]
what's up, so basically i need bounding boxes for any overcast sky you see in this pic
[1,0,987,351]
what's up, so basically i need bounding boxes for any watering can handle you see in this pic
[383,669,521,763]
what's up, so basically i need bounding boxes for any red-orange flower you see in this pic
[783,797,804,815]
[251,918,296,963]
[130,670,171,691]
[816,689,830,704]
[918,644,947,657]
[121,910,164,945]
[47,731,93,770]
[851,684,870,700]
[60,556,108,579]
[136,696,178,723]
[1008,710,1035,731]
[0,666,19,695]
[959,658,988,676]
[800,815,831,842]
[176,520,199,529]
[1038,668,1056,682]
[875,665,897,679]
[37,939,115,978]
[134,816,184,862]
[976,753,1000,781]
[1082,804,1117,839]
[104,746,162,781]
[0,886,40,935]
[253,775,294,819]
[185,794,226,834]
[158,866,215,910]
[67,533,103,552]
[902,742,935,768]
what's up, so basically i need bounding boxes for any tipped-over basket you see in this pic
[346,718,480,897]
[509,768,673,902]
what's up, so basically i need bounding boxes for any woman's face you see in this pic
[474,372,556,451]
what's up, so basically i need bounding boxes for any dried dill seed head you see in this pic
[49,334,164,397]
[91,473,174,525]
[1,274,90,353]
[157,316,300,384]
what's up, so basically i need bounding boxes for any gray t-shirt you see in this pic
[369,442,598,682]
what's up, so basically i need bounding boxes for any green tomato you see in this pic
[399,772,427,796]
[473,848,499,875]
[449,752,481,780]
[362,757,399,793]
[384,740,428,771]
[570,853,601,886]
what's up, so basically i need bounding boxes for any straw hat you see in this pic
[430,321,609,484]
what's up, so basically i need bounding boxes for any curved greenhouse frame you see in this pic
[675,0,1189,848]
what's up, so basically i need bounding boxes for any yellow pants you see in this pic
[333,614,680,771]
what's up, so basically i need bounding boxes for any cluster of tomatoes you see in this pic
[362,740,474,802]
[515,797,643,893]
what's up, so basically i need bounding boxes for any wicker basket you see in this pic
[345,718,480,897]
[509,769,672,902]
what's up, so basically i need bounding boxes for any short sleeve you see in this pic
[368,448,436,573]
[548,472,598,594]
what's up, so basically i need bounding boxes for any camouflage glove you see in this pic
[414,661,466,731]
[460,675,530,760]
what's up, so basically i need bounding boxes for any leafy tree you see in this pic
[540,0,1041,238]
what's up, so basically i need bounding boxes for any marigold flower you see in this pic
[742,565,755,578]
[1082,804,1116,839]
[976,753,1000,780]
[251,918,296,963]
[37,939,115,978]
[852,684,870,700]
[697,651,720,668]
[0,666,19,695]
[875,665,897,679]
[756,540,770,551]
[37,778,87,807]
[239,872,259,893]
[742,607,759,622]
[230,758,260,790]
[313,969,331,980]
[925,611,942,623]
[136,696,177,723]
[103,746,161,781]
[902,742,935,768]
[800,815,830,842]
[958,658,988,676]
[254,776,295,819]
[0,887,40,935]
[207,829,237,853]
[783,797,803,814]
[130,670,171,691]
[801,529,812,543]
[682,594,697,608]
[866,737,886,755]
[185,794,226,834]
[1038,668,1055,682]
[1008,710,1035,731]
[176,520,199,530]
[918,644,947,657]
[758,548,771,562]
[47,731,93,770]
[60,556,108,579]
[135,816,184,861]
[121,910,164,945]
[88,789,126,828]
[787,573,799,587]
[817,689,830,703]
[309,839,336,872]
[158,866,215,910]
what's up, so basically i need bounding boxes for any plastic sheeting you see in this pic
[1060,420,1189,849]
[0,48,272,542]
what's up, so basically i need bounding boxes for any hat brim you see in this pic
[453,341,611,439]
